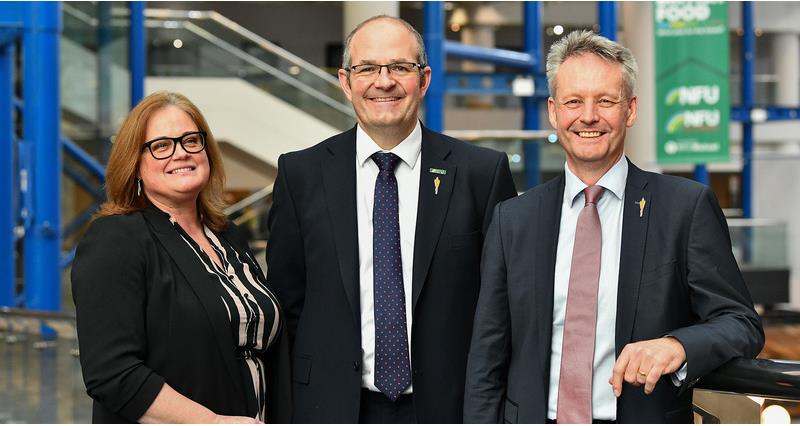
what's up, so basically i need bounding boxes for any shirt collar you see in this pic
[356,121,422,169]
[563,155,628,207]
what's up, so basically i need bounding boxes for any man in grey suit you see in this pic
[463,30,763,423]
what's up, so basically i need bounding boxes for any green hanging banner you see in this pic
[654,1,729,164]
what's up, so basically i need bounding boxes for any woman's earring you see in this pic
[136,178,142,197]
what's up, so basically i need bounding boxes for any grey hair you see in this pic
[546,30,638,99]
[341,15,428,70]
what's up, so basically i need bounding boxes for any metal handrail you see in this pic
[697,358,800,400]
[144,9,341,87]
[161,20,353,117]
[224,184,274,217]
[62,3,98,27]
[727,218,786,227]
[445,129,555,141]
[62,6,354,121]
[144,8,355,119]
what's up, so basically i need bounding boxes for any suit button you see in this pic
[353,361,361,371]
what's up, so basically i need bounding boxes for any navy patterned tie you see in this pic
[371,152,411,401]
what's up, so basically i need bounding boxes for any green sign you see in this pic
[654,1,729,164]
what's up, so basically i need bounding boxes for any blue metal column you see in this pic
[598,1,617,41]
[693,165,709,185]
[423,1,444,132]
[129,1,146,107]
[0,40,14,306]
[741,2,754,218]
[522,1,542,189]
[22,2,62,311]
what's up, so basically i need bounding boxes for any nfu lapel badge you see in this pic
[637,197,646,218]
[429,168,446,196]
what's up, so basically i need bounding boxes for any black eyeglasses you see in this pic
[142,131,207,160]
[348,62,424,78]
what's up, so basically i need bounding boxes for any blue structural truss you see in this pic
[1,2,146,315]
[421,1,778,214]
[424,1,547,189]
[0,2,63,311]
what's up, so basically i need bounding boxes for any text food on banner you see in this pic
[655,1,730,164]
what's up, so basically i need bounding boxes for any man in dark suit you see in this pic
[464,30,763,423]
[266,15,516,423]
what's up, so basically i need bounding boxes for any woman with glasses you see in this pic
[71,91,290,423]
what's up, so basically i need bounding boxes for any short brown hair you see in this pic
[97,91,228,231]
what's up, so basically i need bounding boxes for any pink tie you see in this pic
[557,185,604,424]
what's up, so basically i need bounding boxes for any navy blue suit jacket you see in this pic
[464,159,763,423]
[267,124,517,423]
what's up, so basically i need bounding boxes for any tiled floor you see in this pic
[0,332,91,423]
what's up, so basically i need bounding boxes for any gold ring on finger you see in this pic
[638,370,648,376]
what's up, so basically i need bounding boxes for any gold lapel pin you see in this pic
[637,197,646,218]
[434,176,441,195]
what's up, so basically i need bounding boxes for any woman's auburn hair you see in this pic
[96,91,228,232]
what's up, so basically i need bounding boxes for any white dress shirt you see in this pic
[355,122,421,393]
[548,156,627,420]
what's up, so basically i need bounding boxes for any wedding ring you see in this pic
[638,370,648,376]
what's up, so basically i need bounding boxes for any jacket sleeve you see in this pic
[482,152,517,234]
[464,204,512,423]
[71,215,165,421]
[668,186,765,388]
[266,154,307,345]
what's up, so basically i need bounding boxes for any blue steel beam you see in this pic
[22,2,62,312]
[444,41,535,70]
[129,1,146,107]
[598,1,617,41]
[63,165,103,200]
[741,2,754,219]
[423,1,444,131]
[731,106,800,122]
[445,72,549,97]
[0,39,14,306]
[62,138,106,181]
[522,1,542,189]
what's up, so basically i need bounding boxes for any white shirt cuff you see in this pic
[671,362,688,386]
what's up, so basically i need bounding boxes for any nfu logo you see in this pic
[656,2,712,24]
[666,85,720,106]
[666,110,720,133]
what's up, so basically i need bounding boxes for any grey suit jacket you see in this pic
[464,159,763,424]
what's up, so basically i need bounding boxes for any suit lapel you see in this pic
[615,160,651,355]
[536,175,564,396]
[411,126,456,311]
[140,205,245,403]
[321,127,361,327]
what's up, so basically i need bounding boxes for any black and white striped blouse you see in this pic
[172,218,280,422]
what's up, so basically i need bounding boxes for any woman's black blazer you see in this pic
[71,205,291,423]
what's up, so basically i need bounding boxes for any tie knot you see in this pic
[372,152,402,173]
[583,185,604,205]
